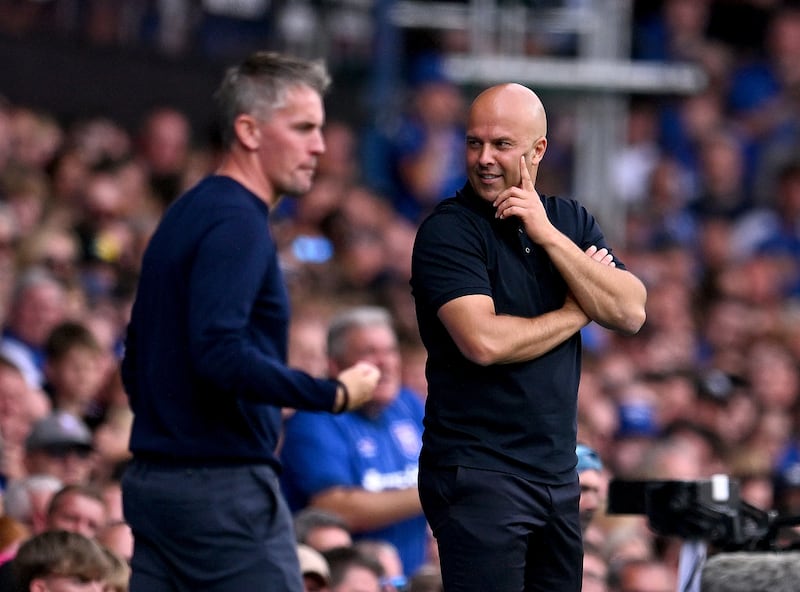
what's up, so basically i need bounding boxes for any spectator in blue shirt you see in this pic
[281,306,428,576]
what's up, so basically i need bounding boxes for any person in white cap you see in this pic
[297,544,330,592]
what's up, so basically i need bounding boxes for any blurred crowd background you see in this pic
[2,0,800,590]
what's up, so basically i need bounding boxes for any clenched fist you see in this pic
[334,361,380,412]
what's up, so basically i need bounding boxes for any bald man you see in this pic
[410,83,647,591]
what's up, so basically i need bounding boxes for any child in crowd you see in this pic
[43,321,106,427]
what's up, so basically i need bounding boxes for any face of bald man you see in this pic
[465,83,547,203]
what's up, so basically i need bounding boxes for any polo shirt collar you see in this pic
[456,182,521,236]
[456,182,497,219]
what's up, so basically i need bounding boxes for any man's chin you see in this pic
[469,182,501,203]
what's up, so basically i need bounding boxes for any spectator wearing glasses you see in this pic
[354,540,407,592]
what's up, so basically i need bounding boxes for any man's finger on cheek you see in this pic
[519,154,533,188]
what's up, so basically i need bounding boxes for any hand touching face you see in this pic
[465,83,547,204]
[490,155,552,243]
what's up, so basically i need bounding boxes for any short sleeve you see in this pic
[411,208,494,313]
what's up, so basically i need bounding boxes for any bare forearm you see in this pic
[310,486,422,532]
[439,294,589,366]
[539,231,647,333]
[494,307,589,364]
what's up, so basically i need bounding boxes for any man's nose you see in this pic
[478,144,494,164]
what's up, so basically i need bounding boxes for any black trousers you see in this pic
[122,459,303,592]
[419,465,583,592]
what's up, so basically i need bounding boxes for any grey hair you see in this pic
[214,51,331,147]
[12,266,64,305]
[327,306,394,362]
[293,507,350,544]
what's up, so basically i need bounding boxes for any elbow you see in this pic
[457,336,503,367]
[612,278,648,335]
[611,303,647,335]
[620,307,647,335]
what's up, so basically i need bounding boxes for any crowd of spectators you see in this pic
[2,0,800,590]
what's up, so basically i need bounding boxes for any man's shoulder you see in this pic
[540,193,587,217]
[422,195,463,220]
[417,194,488,238]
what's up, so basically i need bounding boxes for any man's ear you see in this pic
[30,578,48,592]
[530,136,547,165]
[234,114,261,151]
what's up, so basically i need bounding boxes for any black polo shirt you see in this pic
[410,182,624,484]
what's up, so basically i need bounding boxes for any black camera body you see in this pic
[607,478,779,551]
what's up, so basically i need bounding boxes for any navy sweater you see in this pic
[121,176,338,467]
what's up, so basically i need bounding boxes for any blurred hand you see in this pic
[335,361,380,412]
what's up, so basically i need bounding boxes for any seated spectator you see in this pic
[353,540,406,592]
[24,411,95,486]
[577,443,608,534]
[0,482,109,592]
[14,225,83,307]
[294,508,353,553]
[281,306,427,575]
[45,484,108,540]
[297,543,331,592]
[43,321,106,427]
[0,267,68,391]
[322,546,383,592]
[12,530,110,592]
[0,356,50,483]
